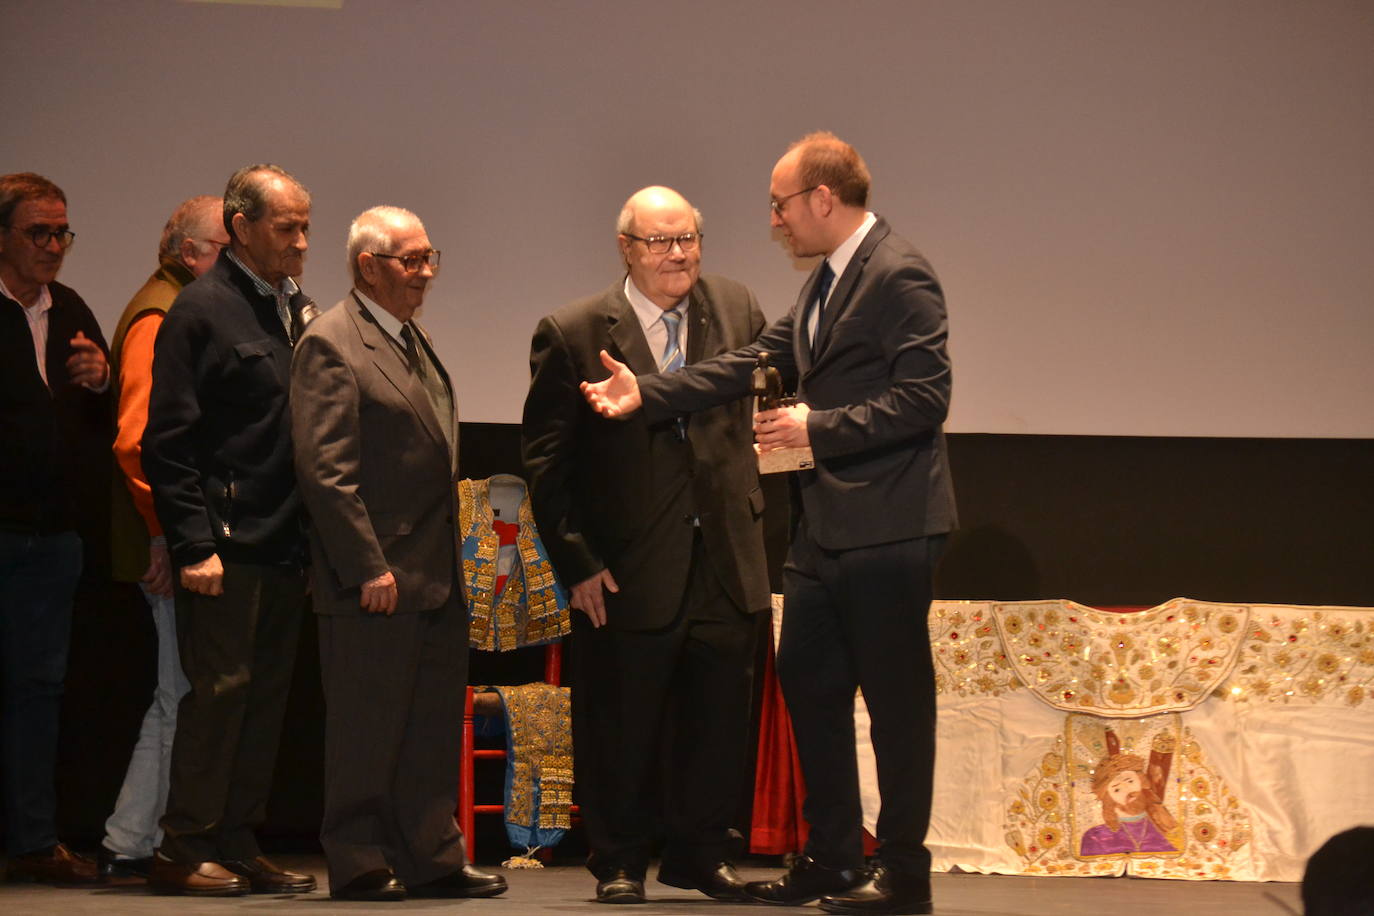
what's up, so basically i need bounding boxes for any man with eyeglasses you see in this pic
[1,172,110,885]
[289,206,506,902]
[142,164,318,896]
[98,195,229,884]
[522,186,770,904]
[583,133,955,915]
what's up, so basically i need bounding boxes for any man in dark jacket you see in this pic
[142,164,317,897]
[522,186,770,905]
[0,171,109,886]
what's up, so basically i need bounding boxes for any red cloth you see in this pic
[749,634,808,854]
[492,518,518,594]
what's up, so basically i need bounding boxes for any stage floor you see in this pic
[0,855,1302,915]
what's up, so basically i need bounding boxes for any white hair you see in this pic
[346,205,424,284]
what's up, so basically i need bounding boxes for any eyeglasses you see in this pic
[371,249,441,272]
[9,225,77,249]
[769,186,818,215]
[622,232,702,254]
[196,238,228,252]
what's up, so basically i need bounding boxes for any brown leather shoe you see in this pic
[223,855,316,894]
[5,843,103,885]
[148,857,250,896]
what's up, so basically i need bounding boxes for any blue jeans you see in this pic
[102,585,189,858]
[0,529,82,855]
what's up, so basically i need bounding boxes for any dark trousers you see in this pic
[317,591,468,888]
[0,530,81,855]
[159,560,306,862]
[570,536,758,881]
[778,524,944,879]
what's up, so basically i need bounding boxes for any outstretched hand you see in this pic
[580,350,641,418]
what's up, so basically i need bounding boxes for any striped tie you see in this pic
[660,307,685,372]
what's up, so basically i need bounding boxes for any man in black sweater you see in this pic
[142,164,318,897]
[1,172,110,886]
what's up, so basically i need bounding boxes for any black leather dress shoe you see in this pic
[331,868,406,901]
[744,855,863,905]
[97,846,152,882]
[409,864,508,898]
[223,855,316,894]
[818,865,932,915]
[595,868,646,904]
[657,860,748,901]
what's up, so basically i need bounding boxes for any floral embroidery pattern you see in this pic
[1218,608,1374,706]
[995,600,1248,717]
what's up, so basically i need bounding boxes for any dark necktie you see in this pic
[400,324,423,375]
[810,259,835,346]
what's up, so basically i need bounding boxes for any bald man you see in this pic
[102,195,228,882]
[521,187,770,904]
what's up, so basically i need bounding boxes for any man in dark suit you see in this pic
[290,206,506,902]
[583,134,956,915]
[522,186,770,905]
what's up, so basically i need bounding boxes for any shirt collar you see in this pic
[226,248,300,300]
[624,275,689,336]
[826,211,878,282]
[352,289,407,344]
[0,273,51,315]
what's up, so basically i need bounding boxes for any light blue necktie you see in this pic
[659,307,685,372]
[659,307,687,439]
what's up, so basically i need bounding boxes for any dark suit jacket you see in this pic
[639,217,957,550]
[290,293,460,616]
[522,274,770,631]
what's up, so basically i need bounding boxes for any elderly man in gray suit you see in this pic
[584,134,956,916]
[290,206,506,903]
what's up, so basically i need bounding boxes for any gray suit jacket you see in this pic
[290,292,460,615]
[522,274,771,630]
[639,217,957,550]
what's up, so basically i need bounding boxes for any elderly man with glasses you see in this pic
[522,186,770,905]
[290,206,506,902]
[1,171,110,885]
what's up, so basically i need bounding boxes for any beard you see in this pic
[1117,792,1151,817]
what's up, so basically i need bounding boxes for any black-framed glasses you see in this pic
[371,249,441,272]
[769,186,818,215]
[11,225,77,249]
[622,232,702,254]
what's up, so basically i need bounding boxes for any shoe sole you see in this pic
[656,875,747,902]
[149,884,251,897]
[817,901,933,915]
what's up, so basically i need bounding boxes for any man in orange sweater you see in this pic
[101,195,228,882]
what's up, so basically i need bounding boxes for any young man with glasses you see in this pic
[0,171,110,886]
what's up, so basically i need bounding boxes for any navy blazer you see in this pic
[639,217,957,550]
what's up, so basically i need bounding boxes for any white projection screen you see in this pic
[5,0,1371,436]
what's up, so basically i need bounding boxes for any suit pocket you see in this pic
[370,515,415,536]
[748,486,766,519]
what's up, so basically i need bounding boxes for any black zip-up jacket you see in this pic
[143,250,310,567]
[1,281,111,535]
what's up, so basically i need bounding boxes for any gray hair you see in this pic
[222,163,309,235]
[158,195,221,263]
[346,205,424,285]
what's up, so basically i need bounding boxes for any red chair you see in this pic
[457,641,569,859]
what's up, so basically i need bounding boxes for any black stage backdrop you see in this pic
[38,427,1374,857]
